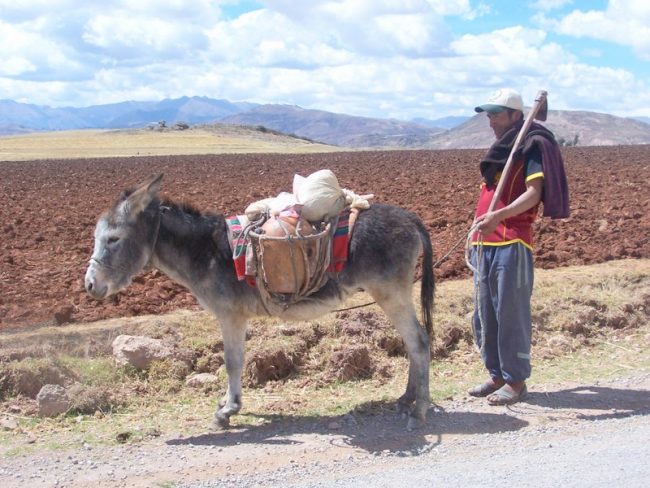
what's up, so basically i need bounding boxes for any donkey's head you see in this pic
[85,174,163,300]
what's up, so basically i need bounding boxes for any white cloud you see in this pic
[0,0,77,21]
[442,26,649,117]
[529,0,573,12]
[257,0,453,57]
[451,26,573,77]
[0,0,648,119]
[206,10,354,68]
[545,62,645,114]
[541,0,650,61]
[82,13,209,59]
[2,57,37,77]
[0,20,86,80]
[0,0,224,20]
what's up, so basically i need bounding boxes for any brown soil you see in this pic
[1,146,649,329]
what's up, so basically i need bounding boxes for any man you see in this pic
[468,88,569,405]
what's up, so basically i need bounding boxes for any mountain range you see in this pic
[1,96,649,149]
[0,97,256,134]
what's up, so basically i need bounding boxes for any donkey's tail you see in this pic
[416,220,435,343]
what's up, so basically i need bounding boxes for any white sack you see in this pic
[245,192,298,220]
[293,169,345,222]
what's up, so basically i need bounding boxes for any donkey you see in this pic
[85,174,435,430]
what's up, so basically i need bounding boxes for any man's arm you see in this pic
[476,178,543,236]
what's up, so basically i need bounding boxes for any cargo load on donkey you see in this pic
[226,169,374,313]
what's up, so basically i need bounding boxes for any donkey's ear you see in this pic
[143,173,163,195]
[121,174,163,218]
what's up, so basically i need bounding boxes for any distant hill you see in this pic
[221,104,445,147]
[634,116,650,125]
[412,116,469,130]
[0,97,257,133]
[0,123,37,136]
[2,97,649,148]
[222,105,650,148]
[426,109,650,149]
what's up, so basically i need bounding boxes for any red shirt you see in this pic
[472,154,543,249]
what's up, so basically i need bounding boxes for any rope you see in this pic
[233,215,266,260]
[331,220,489,362]
[466,223,487,354]
[244,214,480,315]
[332,224,474,313]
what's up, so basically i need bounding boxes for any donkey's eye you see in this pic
[107,237,120,245]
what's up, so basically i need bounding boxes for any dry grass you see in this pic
[0,126,344,161]
[1,259,649,453]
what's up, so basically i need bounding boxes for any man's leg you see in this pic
[469,247,505,395]
[486,243,533,404]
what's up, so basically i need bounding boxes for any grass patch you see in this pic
[1,259,649,454]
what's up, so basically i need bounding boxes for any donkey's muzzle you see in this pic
[85,266,108,300]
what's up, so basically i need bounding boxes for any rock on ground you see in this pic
[36,384,70,417]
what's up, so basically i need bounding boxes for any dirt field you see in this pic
[1,145,649,329]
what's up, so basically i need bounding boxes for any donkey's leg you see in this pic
[368,283,430,430]
[214,315,247,429]
[400,362,418,411]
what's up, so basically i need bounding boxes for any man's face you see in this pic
[487,109,519,138]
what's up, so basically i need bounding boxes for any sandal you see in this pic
[468,381,502,397]
[487,384,528,406]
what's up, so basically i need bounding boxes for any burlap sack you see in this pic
[293,169,345,222]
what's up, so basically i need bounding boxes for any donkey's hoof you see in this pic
[397,392,415,414]
[213,412,231,429]
[397,401,413,416]
[406,415,425,432]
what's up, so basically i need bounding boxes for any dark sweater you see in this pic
[480,120,570,219]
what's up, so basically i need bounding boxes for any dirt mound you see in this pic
[0,358,74,399]
[244,348,301,386]
[327,345,373,381]
[1,145,649,329]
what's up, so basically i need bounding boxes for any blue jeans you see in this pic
[471,243,533,383]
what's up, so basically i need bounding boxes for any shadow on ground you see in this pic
[522,384,650,421]
[166,383,650,454]
[166,399,528,455]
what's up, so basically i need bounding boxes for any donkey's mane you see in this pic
[117,185,221,220]
[160,197,213,218]
[158,197,232,261]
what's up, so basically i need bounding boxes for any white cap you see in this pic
[475,88,524,113]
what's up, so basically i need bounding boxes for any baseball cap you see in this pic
[475,88,524,113]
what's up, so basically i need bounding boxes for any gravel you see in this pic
[1,374,649,488]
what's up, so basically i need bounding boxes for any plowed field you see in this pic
[1,145,649,329]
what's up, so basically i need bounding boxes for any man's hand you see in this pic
[476,211,502,236]
[475,178,544,237]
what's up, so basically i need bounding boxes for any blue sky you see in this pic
[1,0,648,120]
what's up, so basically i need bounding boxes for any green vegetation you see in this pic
[1,259,649,455]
